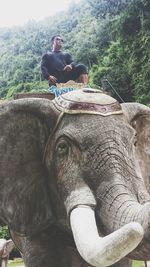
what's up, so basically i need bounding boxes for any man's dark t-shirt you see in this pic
[41,51,87,85]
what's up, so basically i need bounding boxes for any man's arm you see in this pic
[41,54,50,80]
[65,53,75,67]
[41,54,57,84]
[64,53,76,72]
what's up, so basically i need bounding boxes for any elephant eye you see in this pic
[55,139,69,156]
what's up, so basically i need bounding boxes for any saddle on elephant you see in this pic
[13,80,103,100]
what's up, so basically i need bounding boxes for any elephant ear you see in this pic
[0,98,59,235]
[121,103,150,192]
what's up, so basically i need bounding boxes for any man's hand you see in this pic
[48,75,57,85]
[64,64,72,72]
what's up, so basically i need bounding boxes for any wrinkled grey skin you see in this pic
[0,97,150,267]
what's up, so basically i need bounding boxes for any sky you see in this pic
[0,0,80,28]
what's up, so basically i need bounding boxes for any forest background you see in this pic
[0,0,150,105]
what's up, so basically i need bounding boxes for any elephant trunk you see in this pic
[98,184,150,261]
[70,205,143,267]
[116,201,150,260]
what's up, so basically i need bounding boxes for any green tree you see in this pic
[0,226,9,239]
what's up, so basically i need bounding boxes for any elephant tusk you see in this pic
[70,205,144,267]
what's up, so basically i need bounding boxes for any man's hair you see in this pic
[51,34,61,43]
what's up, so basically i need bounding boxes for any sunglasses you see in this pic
[55,37,64,42]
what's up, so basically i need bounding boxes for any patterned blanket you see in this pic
[49,85,76,97]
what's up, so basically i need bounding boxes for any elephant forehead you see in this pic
[52,88,123,116]
[58,114,126,139]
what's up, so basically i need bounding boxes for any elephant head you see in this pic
[0,89,150,267]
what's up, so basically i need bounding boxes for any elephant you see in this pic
[0,88,150,267]
[0,239,14,267]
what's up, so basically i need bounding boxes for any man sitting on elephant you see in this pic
[41,34,89,86]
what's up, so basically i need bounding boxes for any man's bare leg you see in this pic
[78,74,88,84]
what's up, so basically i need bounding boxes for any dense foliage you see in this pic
[0,226,10,239]
[0,0,149,105]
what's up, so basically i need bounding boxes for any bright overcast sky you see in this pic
[0,0,80,28]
